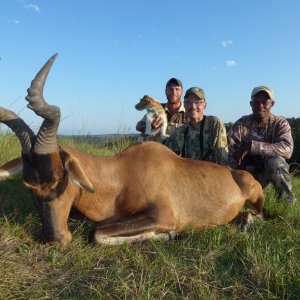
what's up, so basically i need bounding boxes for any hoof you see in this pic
[45,231,72,246]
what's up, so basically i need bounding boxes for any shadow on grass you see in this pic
[0,176,34,217]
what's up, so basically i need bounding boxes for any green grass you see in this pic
[0,135,299,299]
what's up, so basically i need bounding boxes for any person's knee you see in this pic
[264,156,288,172]
[264,156,292,187]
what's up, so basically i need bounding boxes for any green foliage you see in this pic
[0,135,299,299]
[0,133,21,164]
[58,134,137,156]
[287,118,300,172]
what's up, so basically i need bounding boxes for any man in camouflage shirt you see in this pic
[227,86,296,204]
[136,78,188,142]
[165,87,228,166]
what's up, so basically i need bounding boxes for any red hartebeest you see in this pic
[0,54,265,245]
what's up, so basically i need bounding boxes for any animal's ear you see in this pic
[64,155,95,193]
[0,157,23,179]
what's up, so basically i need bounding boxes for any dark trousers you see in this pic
[242,156,296,204]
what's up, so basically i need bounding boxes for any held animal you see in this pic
[0,54,265,246]
[135,95,169,142]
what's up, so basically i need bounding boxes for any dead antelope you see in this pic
[0,54,265,246]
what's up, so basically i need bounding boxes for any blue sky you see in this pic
[1,0,300,135]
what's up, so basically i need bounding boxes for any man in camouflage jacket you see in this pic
[136,78,188,142]
[165,87,228,166]
[227,86,296,204]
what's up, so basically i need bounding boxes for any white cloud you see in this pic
[24,4,40,12]
[14,19,20,25]
[222,40,233,48]
[226,60,237,67]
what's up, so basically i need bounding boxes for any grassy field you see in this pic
[0,134,299,299]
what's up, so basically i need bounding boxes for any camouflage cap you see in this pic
[251,86,274,99]
[166,78,183,89]
[184,87,206,101]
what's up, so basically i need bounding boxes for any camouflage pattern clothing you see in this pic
[165,116,229,166]
[227,113,296,203]
[139,102,188,142]
[162,102,188,136]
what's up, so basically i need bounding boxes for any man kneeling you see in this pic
[227,86,297,204]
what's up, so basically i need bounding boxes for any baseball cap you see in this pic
[184,87,206,101]
[251,86,274,99]
[166,78,183,89]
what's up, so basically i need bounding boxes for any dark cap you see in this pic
[166,78,183,89]
[184,87,206,101]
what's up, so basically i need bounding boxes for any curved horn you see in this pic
[25,53,61,154]
[26,53,58,112]
[0,107,35,154]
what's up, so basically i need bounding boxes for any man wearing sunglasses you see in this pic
[165,86,228,166]
[227,86,296,204]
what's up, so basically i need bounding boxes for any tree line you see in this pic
[287,118,300,169]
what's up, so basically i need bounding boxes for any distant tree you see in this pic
[287,118,300,169]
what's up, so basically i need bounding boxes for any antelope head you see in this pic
[0,54,95,245]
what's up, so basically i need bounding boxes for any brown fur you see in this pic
[1,142,265,245]
[135,95,165,111]
[0,54,265,245]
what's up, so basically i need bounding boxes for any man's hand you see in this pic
[151,116,163,129]
[235,143,251,166]
[136,121,146,132]
[136,116,163,133]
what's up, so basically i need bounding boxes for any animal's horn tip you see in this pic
[50,53,58,62]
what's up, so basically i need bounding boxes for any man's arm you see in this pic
[136,120,146,133]
[164,127,184,156]
[211,118,229,166]
[228,117,294,169]
[250,118,294,159]
[227,122,245,169]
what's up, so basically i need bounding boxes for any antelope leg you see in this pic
[91,212,176,245]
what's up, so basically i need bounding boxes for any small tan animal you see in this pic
[135,95,169,141]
